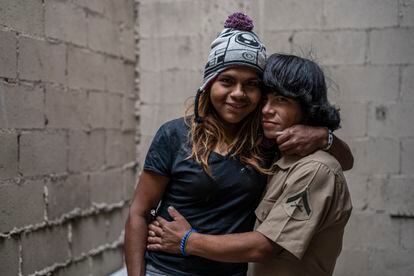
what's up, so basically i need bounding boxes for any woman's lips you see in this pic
[226,102,247,110]
[262,121,278,128]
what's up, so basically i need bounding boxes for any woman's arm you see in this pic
[275,125,354,170]
[147,207,281,263]
[124,171,169,276]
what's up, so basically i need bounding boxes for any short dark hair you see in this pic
[263,53,340,130]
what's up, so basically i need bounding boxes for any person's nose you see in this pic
[230,83,245,98]
[262,101,271,115]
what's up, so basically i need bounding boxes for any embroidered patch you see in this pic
[283,189,312,220]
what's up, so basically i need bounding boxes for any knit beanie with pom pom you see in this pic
[194,12,267,123]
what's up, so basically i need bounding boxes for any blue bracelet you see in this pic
[180,228,196,256]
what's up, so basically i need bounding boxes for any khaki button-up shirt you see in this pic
[249,151,352,276]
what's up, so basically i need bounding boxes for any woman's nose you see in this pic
[230,84,245,97]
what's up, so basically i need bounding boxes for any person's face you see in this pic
[262,93,304,139]
[209,67,261,125]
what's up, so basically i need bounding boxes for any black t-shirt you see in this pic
[144,117,267,276]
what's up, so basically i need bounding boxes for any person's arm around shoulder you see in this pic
[124,171,169,276]
[276,125,354,170]
[147,207,282,263]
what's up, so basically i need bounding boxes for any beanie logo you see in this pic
[235,33,260,48]
[242,52,255,61]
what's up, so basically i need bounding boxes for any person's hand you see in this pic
[276,125,328,157]
[147,206,192,254]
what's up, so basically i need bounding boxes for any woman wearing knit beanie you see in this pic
[125,12,353,276]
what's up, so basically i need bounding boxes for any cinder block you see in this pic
[293,31,366,65]
[88,91,107,129]
[72,0,105,14]
[105,0,135,25]
[387,176,414,216]
[45,0,88,46]
[105,94,122,129]
[343,211,399,250]
[349,138,399,174]
[0,83,44,129]
[336,102,368,138]
[123,167,137,201]
[367,102,414,138]
[20,131,67,176]
[105,130,136,168]
[141,70,201,105]
[343,173,368,211]
[0,237,19,276]
[53,258,91,276]
[91,248,123,276]
[140,103,188,136]
[330,65,399,102]
[0,180,44,232]
[0,132,18,179]
[21,226,69,275]
[89,170,124,204]
[68,130,105,173]
[401,0,414,27]
[402,138,414,175]
[324,0,398,29]
[366,176,389,212]
[263,0,323,30]
[400,218,414,249]
[71,215,107,256]
[369,28,414,64]
[369,248,414,276]
[0,30,17,78]
[263,31,293,55]
[140,36,203,72]
[18,36,66,84]
[45,86,88,129]
[401,65,414,101]
[139,0,202,38]
[122,96,138,131]
[67,47,106,91]
[87,15,121,56]
[46,175,90,220]
[105,208,125,242]
[333,249,369,276]
[105,58,134,94]
[121,26,136,61]
[0,0,43,35]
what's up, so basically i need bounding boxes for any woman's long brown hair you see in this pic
[184,89,269,175]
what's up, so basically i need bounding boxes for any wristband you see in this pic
[323,129,333,151]
[180,228,196,256]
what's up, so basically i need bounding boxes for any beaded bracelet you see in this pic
[180,228,196,256]
[323,129,334,151]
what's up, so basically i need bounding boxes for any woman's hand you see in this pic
[147,206,192,254]
[276,125,327,156]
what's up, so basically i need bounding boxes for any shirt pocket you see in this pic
[255,199,276,222]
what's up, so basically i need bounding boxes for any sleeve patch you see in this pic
[283,188,312,221]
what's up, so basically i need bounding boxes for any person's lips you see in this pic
[226,102,247,110]
[262,120,278,128]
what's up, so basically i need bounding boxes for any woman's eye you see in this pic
[245,81,260,88]
[276,96,288,103]
[219,78,233,85]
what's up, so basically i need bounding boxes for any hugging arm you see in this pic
[147,207,281,263]
[124,171,168,276]
[276,125,354,170]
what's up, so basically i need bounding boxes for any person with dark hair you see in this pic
[147,53,352,276]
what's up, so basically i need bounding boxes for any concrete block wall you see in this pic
[0,0,137,275]
[137,0,414,275]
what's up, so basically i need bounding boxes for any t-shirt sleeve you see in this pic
[255,161,336,259]
[143,124,172,176]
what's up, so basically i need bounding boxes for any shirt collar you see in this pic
[274,154,302,170]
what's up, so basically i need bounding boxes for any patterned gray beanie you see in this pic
[194,12,267,123]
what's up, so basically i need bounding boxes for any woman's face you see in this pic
[209,67,261,125]
[261,93,303,139]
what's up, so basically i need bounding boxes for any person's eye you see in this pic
[276,96,288,103]
[245,80,260,88]
[219,77,234,86]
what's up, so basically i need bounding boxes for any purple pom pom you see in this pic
[224,12,254,31]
